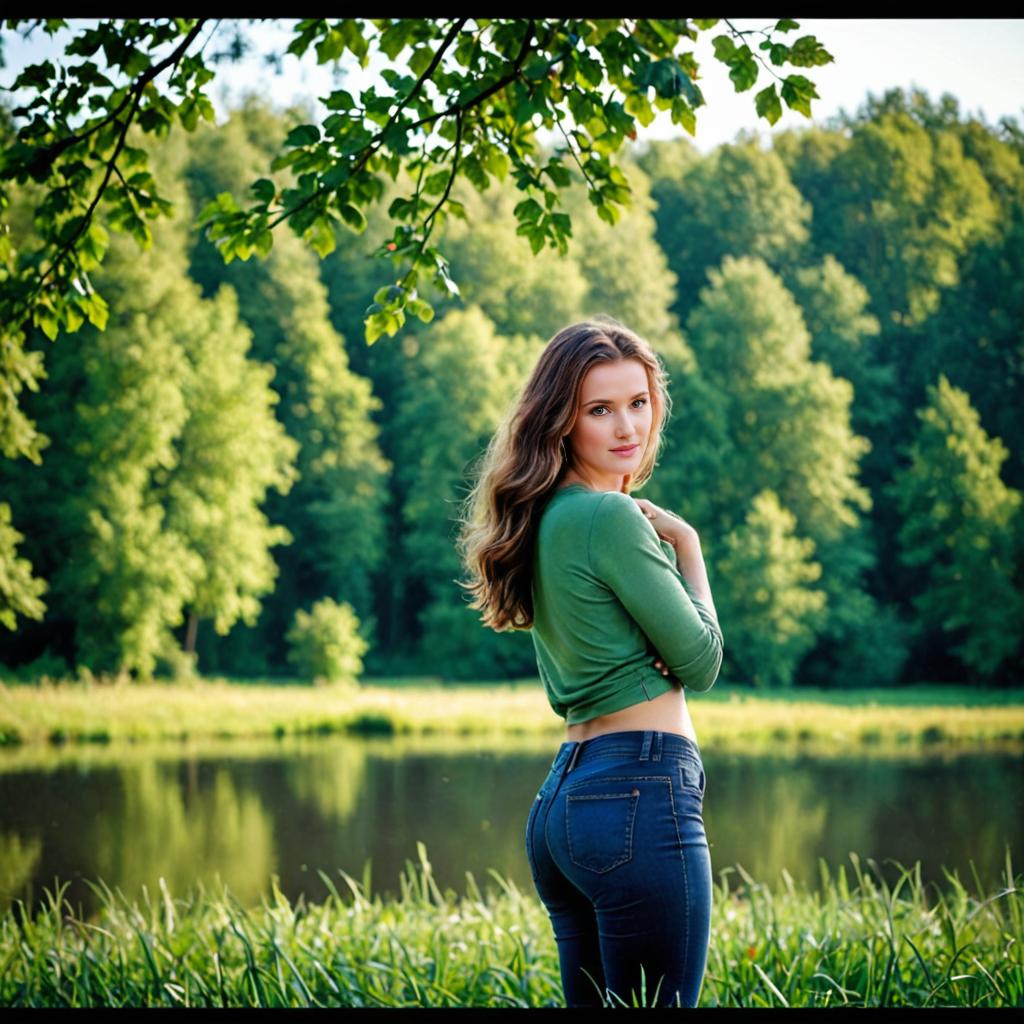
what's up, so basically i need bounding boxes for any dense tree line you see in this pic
[2,86,1022,688]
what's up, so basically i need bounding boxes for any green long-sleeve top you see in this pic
[530,482,724,724]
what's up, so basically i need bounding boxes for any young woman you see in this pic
[456,316,724,1008]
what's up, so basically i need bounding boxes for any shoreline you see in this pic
[2,677,1022,752]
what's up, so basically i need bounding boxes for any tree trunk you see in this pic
[184,610,198,656]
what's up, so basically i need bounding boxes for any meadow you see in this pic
[1,676,1022,753]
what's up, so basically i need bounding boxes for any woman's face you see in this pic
[564,357,653,492]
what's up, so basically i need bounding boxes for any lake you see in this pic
[1,734,1020,919]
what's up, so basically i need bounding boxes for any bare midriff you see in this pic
[565,682,699,745]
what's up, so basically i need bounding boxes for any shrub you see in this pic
[286,598,369,686]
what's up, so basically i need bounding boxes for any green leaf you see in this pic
[382,309,404,337]
[543,161,571,187]
[285,124,321,148]
[12,60,56,91]
[379,21,413,60]
[287,20,324,59]
[316,28,345,63]
[513,198,543,224]
[781,74,818,117]
[789,35,834,68]
[596,201,618,227]
[84,292,109,331]
[775,19,800,33]
[462,155,489,191]
[407,297,434,323]
[338,203,367,233]
[482,147,510,181]
[755,84,782,125]
[198,96,216,123]
[123,49,150,78]
[64,303,85,333]
[577,52,603,88]
[408,45,433,78]
[512,82,538,125]
[306,216,336,257]
[423,169,450,196]
[37,311,59,341]
[365,312,385,345]
[625,91,655,127]
[523,54,550,81]
[270,149,304,173]
[251,178,276,204]
[325,88,356,111]
[341,20,370,66]
[254,229,274,257]
[712,35,736,61]
[728,51,758,93]
[604,100,633,136]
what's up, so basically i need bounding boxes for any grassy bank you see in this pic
[1,676,1023,752]
[0,844,1019,1007]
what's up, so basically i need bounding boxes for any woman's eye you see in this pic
[592,398,647,415]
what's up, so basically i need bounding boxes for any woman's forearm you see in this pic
[671,529,718,621]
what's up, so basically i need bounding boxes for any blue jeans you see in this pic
[524,730,712,1008]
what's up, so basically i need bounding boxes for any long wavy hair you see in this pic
[454,315,673,632]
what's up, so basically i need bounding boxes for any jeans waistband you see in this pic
[553,730,702,774]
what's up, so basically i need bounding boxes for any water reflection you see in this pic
[0,735,1020,919]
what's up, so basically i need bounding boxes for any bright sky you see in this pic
[2,19,1023,153]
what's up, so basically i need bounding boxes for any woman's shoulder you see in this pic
[543,487,644,535]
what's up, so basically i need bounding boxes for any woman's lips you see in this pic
[611,444,639,456]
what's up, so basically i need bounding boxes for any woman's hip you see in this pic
[544,731,708,882]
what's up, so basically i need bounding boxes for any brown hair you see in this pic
[454,315,672,631]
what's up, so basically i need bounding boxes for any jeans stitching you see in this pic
[525,790,543,882]
[680,805,690,991]
[563,773,672,793]
[569,751,703,771]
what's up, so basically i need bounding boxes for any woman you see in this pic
[456,316,723,1008]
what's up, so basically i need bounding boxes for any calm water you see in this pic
[1,735,1020,919]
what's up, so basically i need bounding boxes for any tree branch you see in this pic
[26,20,208,175]
[267,20,537,234]
[8,19,209,332]
[722,17,788,86]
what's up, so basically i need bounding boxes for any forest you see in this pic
[2,86,1022,691]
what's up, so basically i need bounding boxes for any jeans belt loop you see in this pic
[639,729,653,761]
[653,730,663,762]
[566,742,582,773]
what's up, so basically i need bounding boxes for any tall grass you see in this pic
[1,844,1019,1007]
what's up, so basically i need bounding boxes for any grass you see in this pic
[1,675,1023,753]
[0,843,1019,1007]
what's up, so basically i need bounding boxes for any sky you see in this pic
[2,18,1023,154]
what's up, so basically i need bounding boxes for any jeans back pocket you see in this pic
[565,788,640,873]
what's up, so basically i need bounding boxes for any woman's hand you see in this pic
[632,497,696,549]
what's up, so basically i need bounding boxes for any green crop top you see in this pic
[530,483,724,724]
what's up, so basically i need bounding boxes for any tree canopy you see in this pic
[1,17,833,465]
